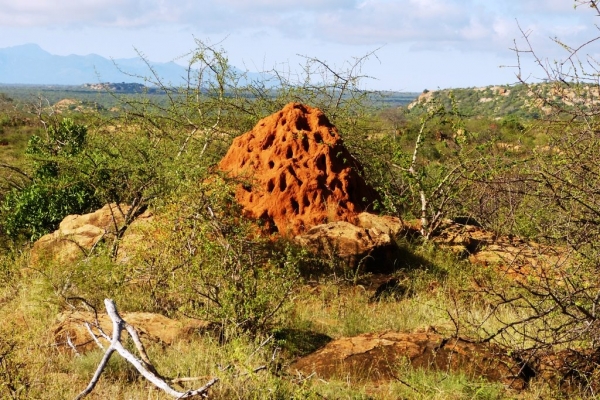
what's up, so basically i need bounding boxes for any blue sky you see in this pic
[1,0,598,91]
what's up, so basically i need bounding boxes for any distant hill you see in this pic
[0,44,271,86]
[406,83,600,119]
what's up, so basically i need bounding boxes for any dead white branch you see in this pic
[75,299,218,400]
[84,322,105,350]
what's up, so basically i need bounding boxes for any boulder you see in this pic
[356,212,404,238]
[431,219,570,281]
[51,311,211,353]
[294,220,398,272]
[290,331,530,389]
[30,203,152,266]
[218,102,381,235]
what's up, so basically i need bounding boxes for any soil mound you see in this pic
[218,103,380,235]
[290,331,531,389]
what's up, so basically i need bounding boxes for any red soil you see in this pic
[218,102,380,235]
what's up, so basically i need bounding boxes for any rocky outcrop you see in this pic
[51,311,212,353]
[290,331,531,389]
[218,102,381,236]
[30,203,152,266]
[356,212,404,237]
[431,219,570,280]
[295,218,398,272]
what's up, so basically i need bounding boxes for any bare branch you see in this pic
[76,299,219,399]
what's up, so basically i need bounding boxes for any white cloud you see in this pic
[313,0,486,45]
[0,0,185,27]
[1,0,599,65]
[219,0,357,11]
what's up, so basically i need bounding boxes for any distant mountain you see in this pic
[0,43,270,86]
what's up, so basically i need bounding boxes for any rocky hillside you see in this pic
[408,82,600,119]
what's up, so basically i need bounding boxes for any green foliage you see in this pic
[1,118,102,240]
[2,180,98,240]
[132,178,304,336]
[26,118,87,158]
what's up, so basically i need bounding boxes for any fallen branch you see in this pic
[75,299,219,399]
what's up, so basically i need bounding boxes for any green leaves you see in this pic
[1,118,99,241]
[27,118,87,158]
[2,179,99,240]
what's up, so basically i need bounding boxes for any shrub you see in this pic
[116,177,306,337]
[1,118,101,240]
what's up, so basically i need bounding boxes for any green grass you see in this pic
[0,235,593,399]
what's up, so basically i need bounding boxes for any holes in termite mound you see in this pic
[262,134,275,150]
[317,114,334,129]
[267,180,275,193]
[316,154,327,172]
[295,116,310,132]
[328,147,346,174]
[291,198,299,214]
[268,161,275,169]
[258,211,278,234]
[301,135,309,152]
[279,175,287,192]
[286,166,298,180]
[314,132,322,143]
[329,178,341,193]
[286,147,293,159]
[281,118,287,126]
[302,194,310,208]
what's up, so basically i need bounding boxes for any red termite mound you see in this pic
[218,102,381,235]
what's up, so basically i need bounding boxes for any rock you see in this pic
[531,349,600,393]
[290,331,530,389]
[431,219,570,281]
[356,212,404,238]
[114,209,155,264]
[30,203,152,266]
[294,220,398,272]
[51,311,212,354]
[218,102,381,236]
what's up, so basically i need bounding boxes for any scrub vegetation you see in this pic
[2,3,600,398]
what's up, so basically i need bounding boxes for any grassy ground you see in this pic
[0,239,579,400]
[0,87,591,399]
